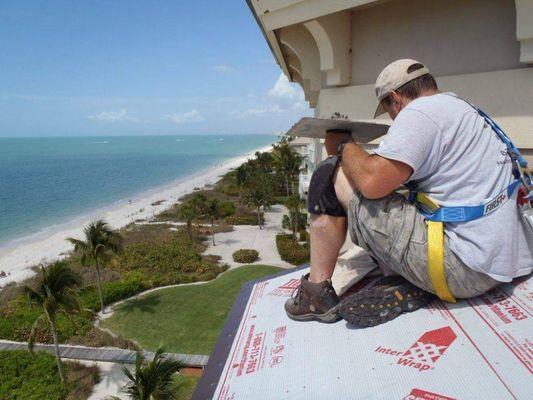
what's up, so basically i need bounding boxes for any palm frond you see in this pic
[25,261,83,343]
[120,347,183,400]
[28,314,47,354]
[68,219,124,263]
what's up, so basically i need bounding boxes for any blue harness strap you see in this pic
[408,94,532,224]
[409,180,521,223]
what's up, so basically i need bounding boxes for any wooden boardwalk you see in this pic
[0,340,209,367]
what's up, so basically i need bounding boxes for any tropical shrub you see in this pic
[299,230,308,242]
[221,184,240,197]
[276,234,310,265]
[282,212,307,230]
[218,200,236,217]
[118,232,201,273]
[225,214,264,226]
[232,249,259,263]
[81,278,148,312]
[0,350,66,400]
[0,302,90,343]
[0,350,100,400]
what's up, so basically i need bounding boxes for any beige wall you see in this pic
[350,0,524,85]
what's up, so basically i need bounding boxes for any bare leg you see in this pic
[308,214,347,283]
[308,167,354,284]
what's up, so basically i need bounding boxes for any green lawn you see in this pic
[174,375,200,400]
[102,265,283,355]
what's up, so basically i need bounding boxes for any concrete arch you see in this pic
[303,20,334,71]
[288,65,307,96]
[279,24,322,92]
[303,11,351,86]
[283,46,311,100]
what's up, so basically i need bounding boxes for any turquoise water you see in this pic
[0,135,274,246]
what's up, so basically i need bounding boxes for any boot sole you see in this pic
[339,282,431,328]
[286,304,341,323]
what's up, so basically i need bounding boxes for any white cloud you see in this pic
[232,74,308,119]
[268,73,302,100]
[213,64,236,73]
[165,109,205,124]
[231,104,282,119]
[88,108,136,123]
[268,73,307,110]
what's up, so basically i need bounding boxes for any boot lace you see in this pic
[291,285,303,305]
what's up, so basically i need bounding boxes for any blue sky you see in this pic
[0,0,311,137]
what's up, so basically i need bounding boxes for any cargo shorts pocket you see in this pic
[349,192,414,266]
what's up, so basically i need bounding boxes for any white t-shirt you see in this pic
[375,92,532,282]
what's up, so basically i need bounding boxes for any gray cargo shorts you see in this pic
[347,191,499,298]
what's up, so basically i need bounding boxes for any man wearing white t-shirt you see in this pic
[285,59,533,327]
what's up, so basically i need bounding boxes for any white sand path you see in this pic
[74,360,131,400]
[204,204,294,269]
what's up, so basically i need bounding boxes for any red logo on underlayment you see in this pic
[268,279,300,297]
[376,326,457,372]
[402,388,456,400]
[403,326,457,365]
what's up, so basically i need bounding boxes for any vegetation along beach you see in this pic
[0,136,310,399]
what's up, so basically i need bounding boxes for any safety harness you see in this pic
[407,96,533,303]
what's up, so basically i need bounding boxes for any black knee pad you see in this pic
[307,155,346,217]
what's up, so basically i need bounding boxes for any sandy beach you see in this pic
[0,145,272,287]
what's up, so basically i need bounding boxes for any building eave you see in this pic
[246,0,291,78]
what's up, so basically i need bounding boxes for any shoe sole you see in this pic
[339,282,431,328]
[286,304,341,323]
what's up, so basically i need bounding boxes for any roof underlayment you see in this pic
[194,267,532,400]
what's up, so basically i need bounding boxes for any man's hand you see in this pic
[324,132,353,156]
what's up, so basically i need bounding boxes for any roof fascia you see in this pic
[261,0,380,31]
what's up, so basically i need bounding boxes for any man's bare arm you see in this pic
[340,142,413,199]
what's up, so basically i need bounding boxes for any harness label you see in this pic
[484,192,508,214]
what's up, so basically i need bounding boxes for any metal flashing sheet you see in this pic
[194,268,532,400]
[286,117,390,142]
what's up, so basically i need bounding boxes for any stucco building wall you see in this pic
[350,0,524,85]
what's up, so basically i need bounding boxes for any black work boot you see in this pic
[339,276,433,328]
[284,273,341,323]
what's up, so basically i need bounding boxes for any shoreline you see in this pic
[0,144,273,287]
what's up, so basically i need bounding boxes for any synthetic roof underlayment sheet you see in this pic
[194,267,532,400]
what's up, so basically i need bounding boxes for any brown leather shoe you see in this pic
[284,273,341,323]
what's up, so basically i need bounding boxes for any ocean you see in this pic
[0,135,274,247]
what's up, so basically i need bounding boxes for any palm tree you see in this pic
[244,185,272,230]
[235,164,248,195]
[120,347,183,400]
[254,151,273,174]
[285,194,303,241]
[24,261,83,383]
[190,193,207,217]
[206,198,221,246]
[272,143,302,196]
[66,219,123,314]
[179,203,197,242]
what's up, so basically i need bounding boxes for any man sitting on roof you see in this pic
[285,59,533,327]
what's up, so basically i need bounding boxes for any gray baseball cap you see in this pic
[373,59,429,118]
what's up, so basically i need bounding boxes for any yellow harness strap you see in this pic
[414,193,457,303]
